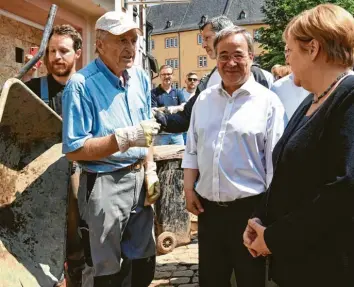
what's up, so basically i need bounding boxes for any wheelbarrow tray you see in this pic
[0,79,69,287]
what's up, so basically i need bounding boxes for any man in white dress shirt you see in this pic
[182,26,286,287]
[271,73,309,119]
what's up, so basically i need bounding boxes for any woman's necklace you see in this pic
[312,72,348,104]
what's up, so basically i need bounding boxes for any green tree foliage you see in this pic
[257,0,354,70]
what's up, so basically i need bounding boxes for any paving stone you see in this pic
[190,265,198,271]
[170,277,190,285]
[172,249,190,255]
[176,266,187,271]
[157,257,179,264]
[172,270,194,277]
[154,271,172,279]
[149,279,170,286]
[174,246,188,250]
[150,239,200,287]
[156,265,178,272]
[181,258,198,264]
[187,243,198,249]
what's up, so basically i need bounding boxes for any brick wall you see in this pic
[0,15,47,88]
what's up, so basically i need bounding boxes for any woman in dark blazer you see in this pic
[243,4,354,287]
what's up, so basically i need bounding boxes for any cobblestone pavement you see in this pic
[150,236,278,287]
[149,237,199,287]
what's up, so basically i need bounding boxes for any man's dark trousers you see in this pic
[198,194,266,287]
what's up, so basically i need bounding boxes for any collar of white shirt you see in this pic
[218,74,257,98]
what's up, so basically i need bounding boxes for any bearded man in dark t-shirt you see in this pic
[25,24,83,287]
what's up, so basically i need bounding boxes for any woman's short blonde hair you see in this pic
[283,4,354,67]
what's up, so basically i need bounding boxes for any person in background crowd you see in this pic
[272,65,292,81]
[244,4,354,287]
[271,64,281,79]
[62,11,161,287]
[182,72,199,101]
[181,72,199,143]
[272,73,309,119]
[183,25,286,287]
[154,15,273,134]
[151,65,185,145]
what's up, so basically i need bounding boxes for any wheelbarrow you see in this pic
[153,145,191,255]
[0,78,69,287]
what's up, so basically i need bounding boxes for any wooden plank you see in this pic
[153,145,185,161]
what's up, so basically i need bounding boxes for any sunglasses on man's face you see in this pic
[188,78,198,82]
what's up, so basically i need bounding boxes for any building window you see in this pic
[133,5,138,23]
[254,29,261,43]
[165,37,178,48]
[198,15,208,28]
[198,56,207,68]
[197,33,203,45]
[172,82,179,89]
[15,47,24,63]
[165,58,179,69]
[238,10,246,20]
[150,39,155,50]
[122,0,128,11]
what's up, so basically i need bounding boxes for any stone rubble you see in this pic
[149,237,199,287]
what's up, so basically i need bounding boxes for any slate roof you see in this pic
[147,0,265,35]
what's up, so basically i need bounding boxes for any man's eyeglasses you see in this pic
[188,78,198,82]
[217,53,246,63]
[161,73,173,77]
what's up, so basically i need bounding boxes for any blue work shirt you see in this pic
[151,85,185,108]
[62,57,152,173]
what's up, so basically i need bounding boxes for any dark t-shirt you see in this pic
[151,85,185,108]
[25,74,65,115]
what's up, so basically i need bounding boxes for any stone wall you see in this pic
[0,15,47,88]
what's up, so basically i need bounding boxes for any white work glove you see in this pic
[115,119,160,153]
[166,104,185,114]
[144,161,161,206]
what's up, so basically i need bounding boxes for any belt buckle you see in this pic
[216,201,228,207]
[132,161,142,171]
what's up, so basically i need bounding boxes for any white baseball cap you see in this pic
[95,11,143,36]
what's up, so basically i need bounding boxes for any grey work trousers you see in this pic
[78,166,156,285]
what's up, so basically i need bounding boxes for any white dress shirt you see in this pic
[182,76,286,202]
[271,74,309,120]
[261,68,274,89]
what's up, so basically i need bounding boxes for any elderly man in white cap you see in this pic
[62,11,160,287]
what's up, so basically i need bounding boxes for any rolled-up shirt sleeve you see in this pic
[62,76,93,154]
[181,102,199,169]
[264,95,287,187]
